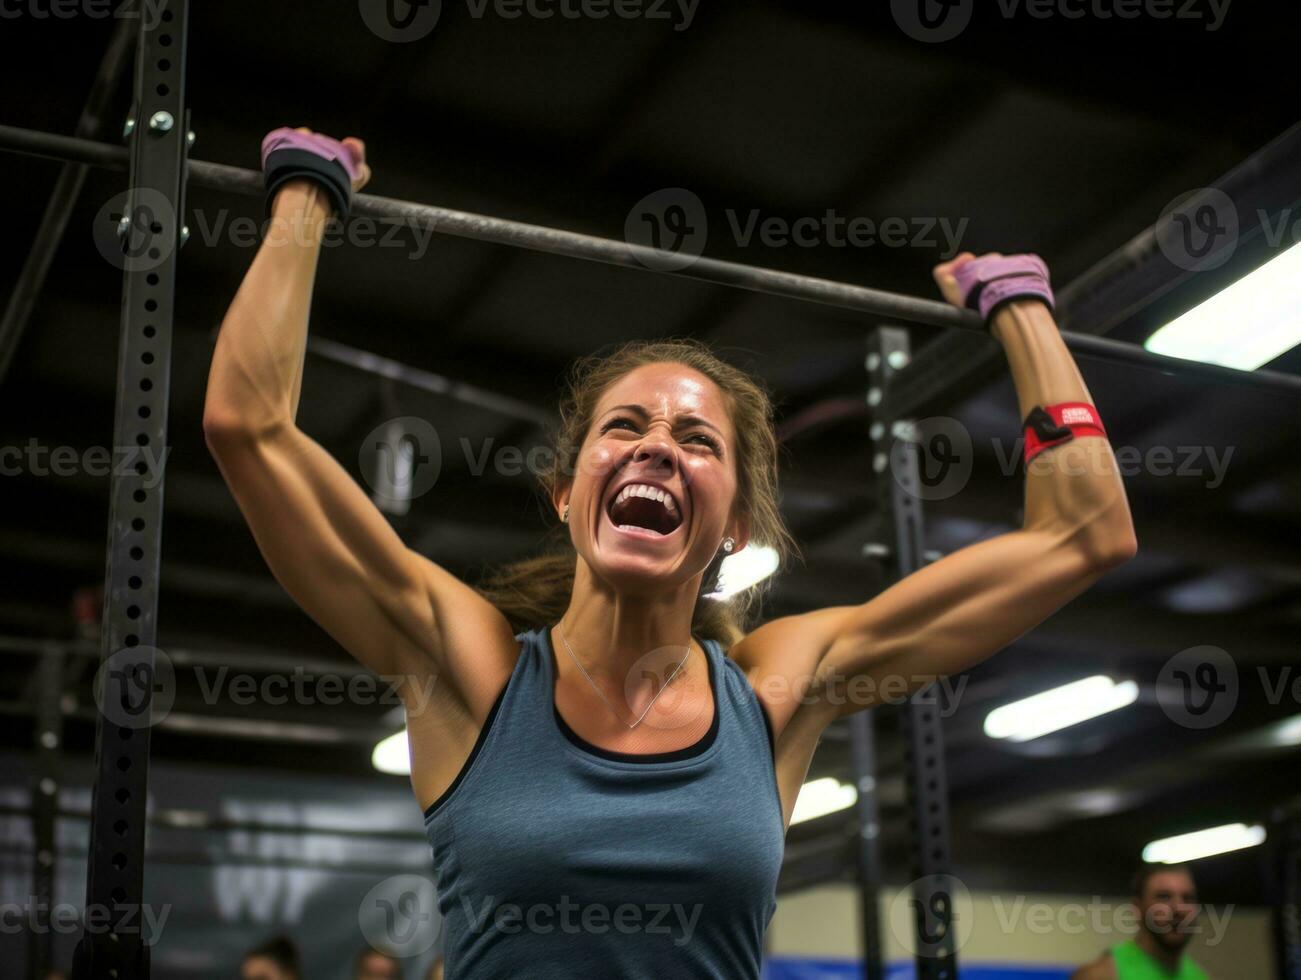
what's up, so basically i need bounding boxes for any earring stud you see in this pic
[722,537,735,553]
[561,505,570,523]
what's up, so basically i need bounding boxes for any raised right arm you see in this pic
[201,155,516,720]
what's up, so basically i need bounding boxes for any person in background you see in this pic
[1072,864,1209,980]
[240,935,302,980]
[354,947,403,980]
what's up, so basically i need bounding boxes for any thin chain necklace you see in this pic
[556,620,692,730]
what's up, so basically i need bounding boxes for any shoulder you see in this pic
[1069,952,1117,980]
[412,553,520,720]
[731,607,862,733]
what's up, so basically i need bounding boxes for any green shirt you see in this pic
[1112,939,1209,980]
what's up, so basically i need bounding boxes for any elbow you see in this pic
[202,408,248,456]
[1079,522,1138,573]
[202,406,284,457]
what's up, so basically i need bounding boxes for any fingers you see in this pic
[283,127,370,190]
[933,251,975,279]
[341,136,366,164]
[287,127,366,168]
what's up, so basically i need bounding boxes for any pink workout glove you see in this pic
[952,254,1055,327]
[261,127,363,223]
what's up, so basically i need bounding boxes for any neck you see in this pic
[557,560,700,684]
[1135,931,1182,973]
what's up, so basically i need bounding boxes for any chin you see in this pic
[587,514,702,594]
[1159,930,1192,951]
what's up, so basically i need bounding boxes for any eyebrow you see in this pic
[603,404,724,436]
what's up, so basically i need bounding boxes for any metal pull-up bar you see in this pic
[3,121,1300,399]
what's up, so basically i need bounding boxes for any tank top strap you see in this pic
[709,637,777,757]
[508,627,553,714]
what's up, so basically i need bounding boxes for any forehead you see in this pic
[1145,871,1196,896]
[596,362,730,422]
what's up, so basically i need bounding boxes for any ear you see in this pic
[551,481,571,523]
[727,512,752,554]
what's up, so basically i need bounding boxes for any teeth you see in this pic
[617,524,663,536]
[613,483,678,513]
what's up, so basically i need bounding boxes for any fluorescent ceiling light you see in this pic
[372,729,411,776]
[1143,823,1266,864]
[1146,242,1301,370]
[706,544,780,600]
[790,777,857,825]
[984,676,1139,742]
[1269,714,1301,747]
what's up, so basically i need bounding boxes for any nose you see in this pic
[633,429,676,474]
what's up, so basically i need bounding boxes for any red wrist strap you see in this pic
[1023,402,1107,462]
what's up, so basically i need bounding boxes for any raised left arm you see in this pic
[738,254,1137,738]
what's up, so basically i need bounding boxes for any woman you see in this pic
[204,130,1137,978]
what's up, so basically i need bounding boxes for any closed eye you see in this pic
[685,432,720,451]
[600,416,639,435]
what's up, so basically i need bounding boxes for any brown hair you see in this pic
[243,935,301,978]
[477,339,794,648]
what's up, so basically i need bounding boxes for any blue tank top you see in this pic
[423,626,785,978]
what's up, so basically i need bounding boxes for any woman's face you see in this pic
[560,362,746,594]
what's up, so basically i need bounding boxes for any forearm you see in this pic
[204,181,332,434]
[990,300,1136,559]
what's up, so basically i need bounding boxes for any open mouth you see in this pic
[606,482,683,537]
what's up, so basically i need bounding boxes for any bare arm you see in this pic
[203,144,514,717]
[738,253,1137,739]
